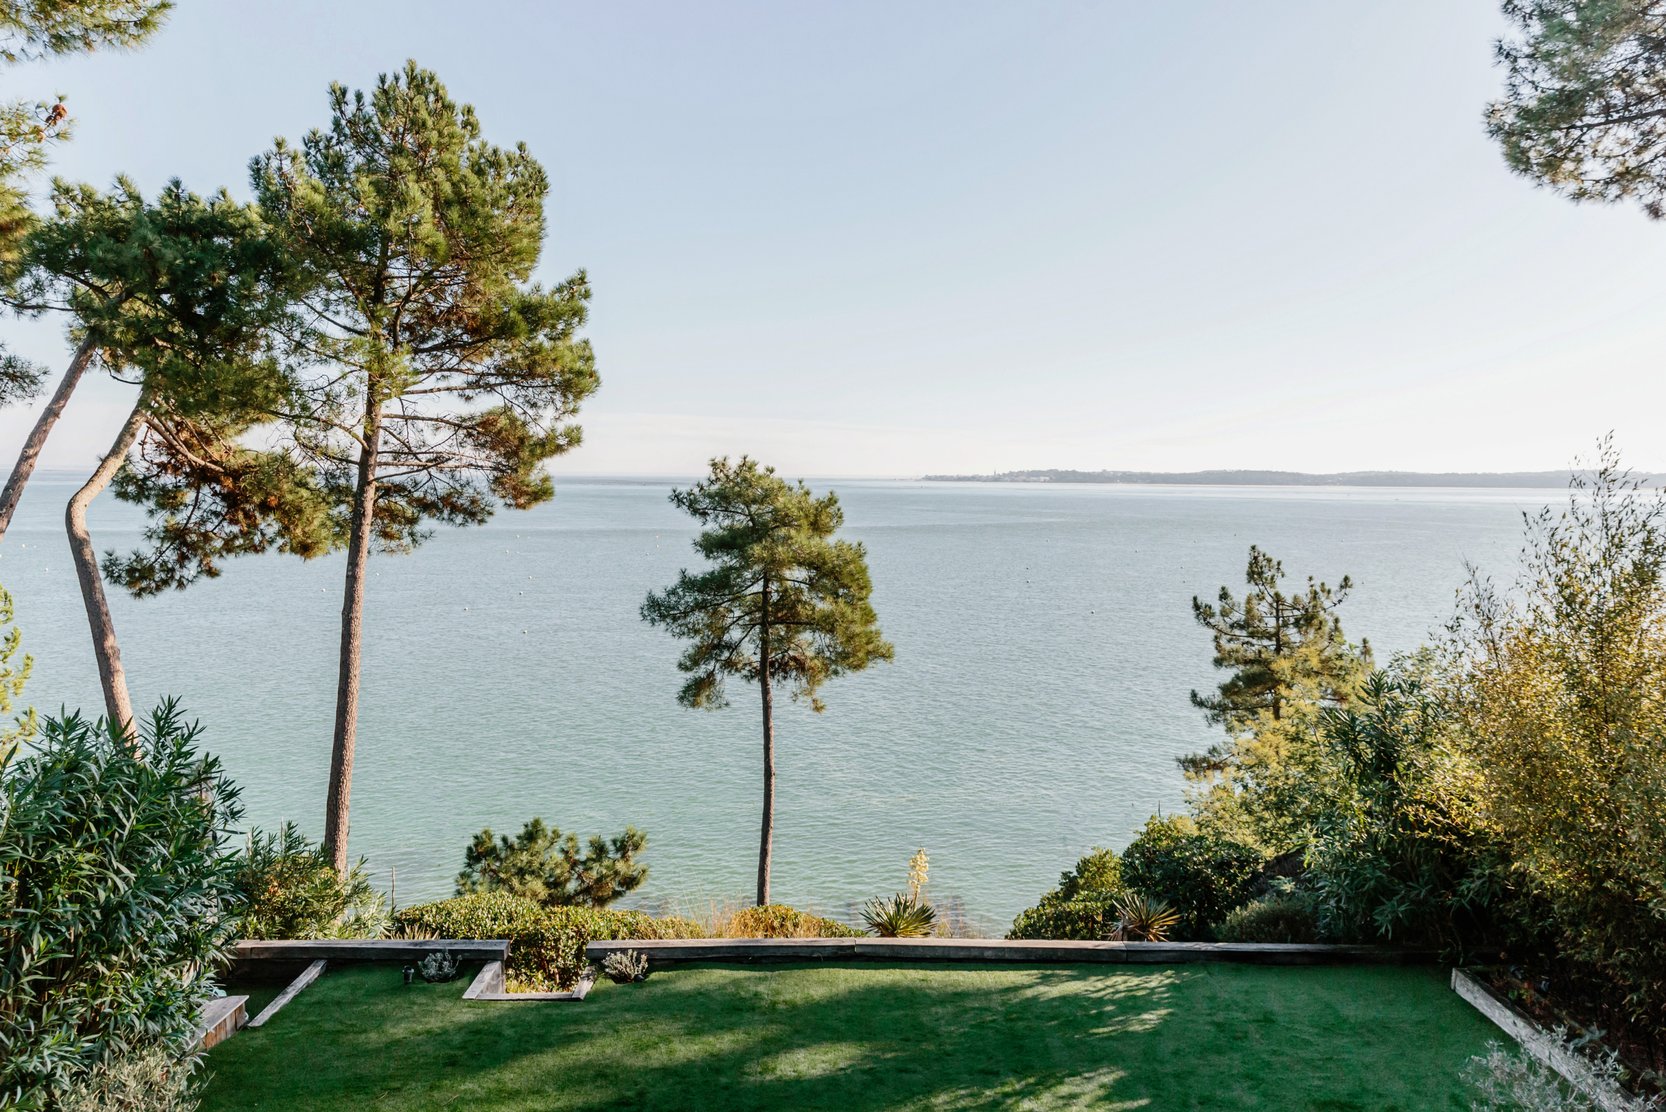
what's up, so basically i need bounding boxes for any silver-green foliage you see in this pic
[0,702,243,1108]
[1466,1036,1661,1112]
[52,1044,200,1112]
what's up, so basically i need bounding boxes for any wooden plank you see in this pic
[246,959,327,1028]
[1451,969,1633,1112]
[196,995,246,1050]
[232,939,509,962]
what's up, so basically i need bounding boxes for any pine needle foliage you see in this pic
[1489,1,1666,218]
[456,817,648,909]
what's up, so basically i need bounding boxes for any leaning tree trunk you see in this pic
[323,406,383,878]
[66,399,144,744]
[756,584,774,907]
[0,338,96,543]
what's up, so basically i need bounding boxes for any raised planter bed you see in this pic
[585,937,1435,967]
[462,960,596,1001]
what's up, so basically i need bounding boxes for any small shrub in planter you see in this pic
[602,950,650,984]
[393,895,670,991]
[1218,894,1319,943]
[417,950,461,983]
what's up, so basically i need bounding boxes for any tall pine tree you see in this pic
[642,457,893,905]
[248,63,598,874]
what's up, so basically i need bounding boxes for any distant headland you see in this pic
[919,469,1627,488]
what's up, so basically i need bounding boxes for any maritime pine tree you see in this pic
[642,457,893,906]
[249,63,598,875]
[1,179,306,735]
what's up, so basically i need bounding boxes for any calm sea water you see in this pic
[0,476,1551,933]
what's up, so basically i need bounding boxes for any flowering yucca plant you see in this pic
[862,893,937,938]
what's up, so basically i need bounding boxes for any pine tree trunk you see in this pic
[0,339,95,543]
[323,406,382,878]
[756,578,774,907]
[65,398,143,744]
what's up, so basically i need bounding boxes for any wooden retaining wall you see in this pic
[584,938,1434,966]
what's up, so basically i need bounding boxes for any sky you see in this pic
[1,0,1660,478]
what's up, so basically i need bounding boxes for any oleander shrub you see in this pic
[1007,892,1123,940]
[1121,814,1263,939]
[725,903,862,939]
[233,822,386,939]
[1218,893,1320,943]
[0,704,242,1109]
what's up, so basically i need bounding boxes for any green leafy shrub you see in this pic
[1006,847,1129,940]
[0,704,242,1107]
[1121,815,1263,939]
[456,817,648,907]
[393,893,671,990]
[233,822,386,939]
[1306,670,1503,950]
[1007,892,1123,940]
[1218,894,1320,943]
[862,893,937,937]
[726,903,861,939]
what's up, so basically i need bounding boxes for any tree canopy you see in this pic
[1489,0,1666,217]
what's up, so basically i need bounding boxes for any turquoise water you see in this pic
[0,476,1548,932]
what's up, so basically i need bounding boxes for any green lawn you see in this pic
[202,962,1499,1111]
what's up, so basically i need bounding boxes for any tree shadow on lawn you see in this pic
[205,962,1487,1112]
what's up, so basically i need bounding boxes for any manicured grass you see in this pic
[202,962,1498,1111]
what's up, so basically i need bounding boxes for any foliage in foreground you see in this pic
[393,894,858,990]
[233,822,386,940]
[53,1044,200,1112]
[0,703,241,1108]
[456,817,648,908]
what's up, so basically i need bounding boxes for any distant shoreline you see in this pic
[919,469,1624,489]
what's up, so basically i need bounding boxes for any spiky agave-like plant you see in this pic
[1115,894,1180,942]
[862,892,937,938]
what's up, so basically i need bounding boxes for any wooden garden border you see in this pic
[584,937,1435,966]
[1451,969,1636,1112]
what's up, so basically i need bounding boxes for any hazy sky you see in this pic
[1,1,1659,477]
